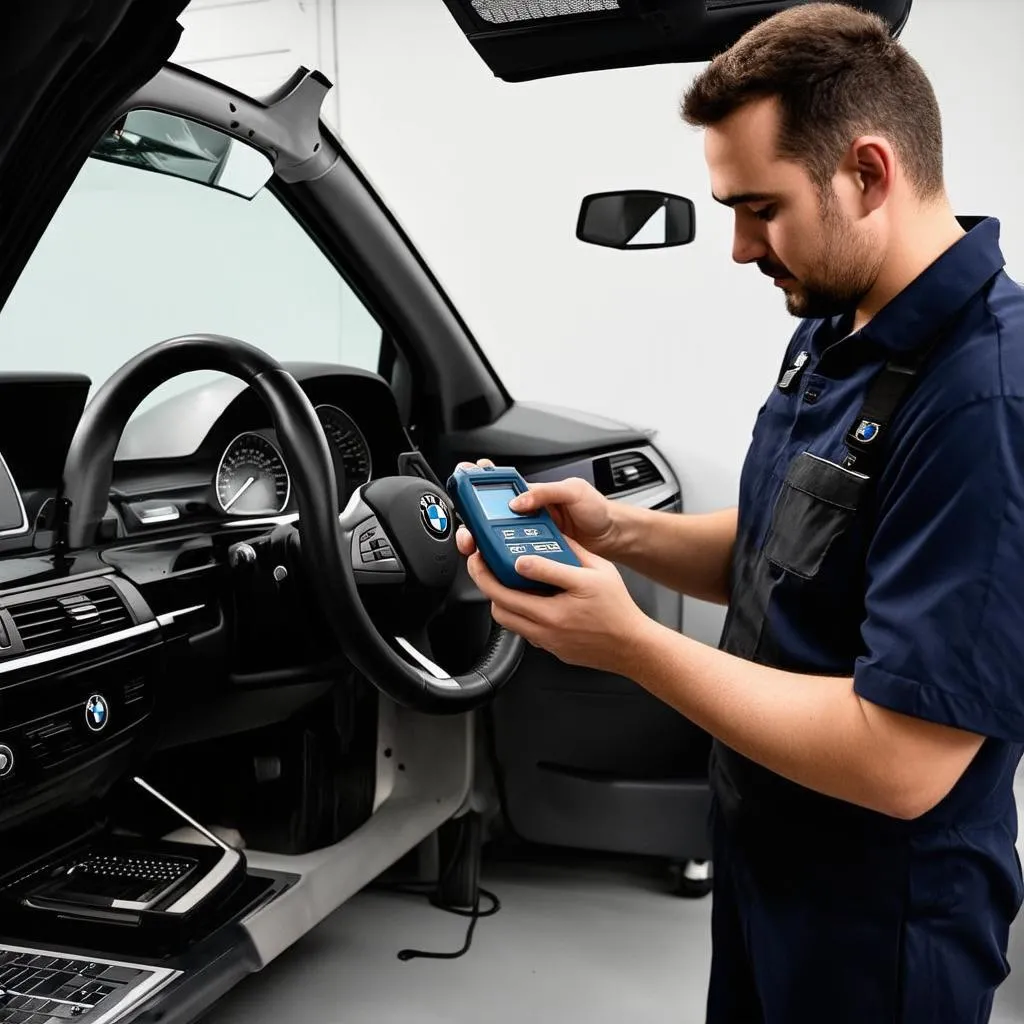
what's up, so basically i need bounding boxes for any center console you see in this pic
[0,391,304,1024]
[0,566,289,1024]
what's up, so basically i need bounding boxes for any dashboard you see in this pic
[0,362,414,845]
[108,363,410,536]
[214,404,370,517]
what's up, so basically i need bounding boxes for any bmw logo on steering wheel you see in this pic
[419,494,452,540]
[85,693,110,733]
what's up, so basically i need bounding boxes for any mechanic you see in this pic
[456,4,1024,1022]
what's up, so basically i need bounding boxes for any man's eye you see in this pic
[753,206,777,222]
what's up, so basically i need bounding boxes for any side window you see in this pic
[0,111,382,404]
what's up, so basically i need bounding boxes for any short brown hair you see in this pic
[681,3,944,198]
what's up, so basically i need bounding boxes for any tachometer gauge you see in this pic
[315,405,372,493]
[216,432,290,516]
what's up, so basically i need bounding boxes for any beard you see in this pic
[761,193,883,320]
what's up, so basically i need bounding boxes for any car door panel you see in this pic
[442,406,712,862]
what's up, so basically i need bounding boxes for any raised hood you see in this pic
[0,0,186,311]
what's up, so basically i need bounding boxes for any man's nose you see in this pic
[732,224,767,266]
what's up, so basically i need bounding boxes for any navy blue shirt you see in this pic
[728,216,1024,936]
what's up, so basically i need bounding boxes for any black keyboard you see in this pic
[0,947,177,1023]
[65,854,195,905]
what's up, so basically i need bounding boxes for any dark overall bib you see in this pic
[705,273,1005,1024]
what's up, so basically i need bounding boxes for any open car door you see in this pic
[439,0,913,82]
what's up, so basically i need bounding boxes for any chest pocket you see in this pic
[763,452,870,580]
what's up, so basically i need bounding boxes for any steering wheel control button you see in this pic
[0,744,13,778]
[85,694,110,733]
[351,516,404,577]
[419,494,452,540]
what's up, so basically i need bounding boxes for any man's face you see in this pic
[704,96,883,319]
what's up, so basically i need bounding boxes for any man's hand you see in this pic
[459,527,652,676]
[454,459,620,557]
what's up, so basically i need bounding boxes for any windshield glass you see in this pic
[0,115,382,414]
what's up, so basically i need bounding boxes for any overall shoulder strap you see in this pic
[842,271,1001,477]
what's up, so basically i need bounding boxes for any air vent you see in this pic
[593,450,664,496]
[24,711,85,770]
[9,586,132,653]
[123,677,147,706]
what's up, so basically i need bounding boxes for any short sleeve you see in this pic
[853,395,1024,740]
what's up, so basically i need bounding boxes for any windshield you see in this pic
[0,114,383,415]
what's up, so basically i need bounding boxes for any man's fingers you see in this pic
[489,603,543,645]
[466,552,550,622]
[514,554,589,591]
[510,479,581,513]
[560,534,604,568]
[456,526,476,555]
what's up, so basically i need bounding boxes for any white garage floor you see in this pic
[206,778,1024,1024]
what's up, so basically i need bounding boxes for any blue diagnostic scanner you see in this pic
[446,465,581,593]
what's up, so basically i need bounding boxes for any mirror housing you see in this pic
[92,109,273,200]
[577,191,696,251]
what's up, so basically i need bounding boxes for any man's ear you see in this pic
[844,135,896,214]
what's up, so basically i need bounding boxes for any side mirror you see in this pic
[576,190,696,250]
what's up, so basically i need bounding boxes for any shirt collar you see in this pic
[820,216,1005,356]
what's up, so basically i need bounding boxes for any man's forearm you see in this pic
[616,620,982,820]
[610,505,736,604]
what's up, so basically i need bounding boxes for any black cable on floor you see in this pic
[395,886,501,962]
[369,814,501,962]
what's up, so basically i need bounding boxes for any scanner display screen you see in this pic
[474,483,521,521]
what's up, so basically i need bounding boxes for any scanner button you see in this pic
[507,544,528,555]
[494,525,552,543]
[530,541,562,554]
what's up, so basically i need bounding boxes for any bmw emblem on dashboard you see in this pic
[85,694,110,733]
[419,494,452,540]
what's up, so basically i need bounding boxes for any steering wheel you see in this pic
[60,335,524,713]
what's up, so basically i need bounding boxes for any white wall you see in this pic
[169,0,1024,644]
[325,0,1024,643]
[173,0,338,119]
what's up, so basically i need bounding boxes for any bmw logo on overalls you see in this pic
[854,420,881,443]
[419,494,451,540]
[85,693,109,733]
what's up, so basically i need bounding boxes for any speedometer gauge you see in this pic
[315,405,372,493]
[216,432,290,516]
